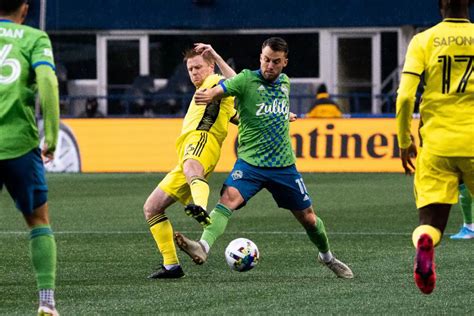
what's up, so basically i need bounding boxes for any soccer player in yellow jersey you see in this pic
[143,44,238,278]
[396,0,474,295]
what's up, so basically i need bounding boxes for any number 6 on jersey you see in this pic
[0,44,21,84]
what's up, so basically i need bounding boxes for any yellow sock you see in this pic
[148,214,179,266]
[412,225,442,248]
[190,177,210,210]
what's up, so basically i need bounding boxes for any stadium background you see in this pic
[2,1,474,315]
[24,0,473,173]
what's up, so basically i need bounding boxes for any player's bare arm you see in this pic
[41,144,55,163]
[194,85,225,105]
[400,143,417,176]
[289,112,297,122]
[194,43,237,79]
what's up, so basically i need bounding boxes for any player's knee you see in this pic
[143,201,163,219]
[291,207,316,228]
[183,159,204,178]
[25,203,50,228]
[219,186,244,210]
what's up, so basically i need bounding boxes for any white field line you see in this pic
[0,230,412,236]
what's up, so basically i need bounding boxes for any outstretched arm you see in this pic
[194,85,226,105]
[194,43,237,79]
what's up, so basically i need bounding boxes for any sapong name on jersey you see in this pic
[0,28,24,39]
[256,99,289,119]
[433,36,474,47]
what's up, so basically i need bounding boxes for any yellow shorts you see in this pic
[414,149,474,209]
[158,131,221,205]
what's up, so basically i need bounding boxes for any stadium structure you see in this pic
[26,0,471,117]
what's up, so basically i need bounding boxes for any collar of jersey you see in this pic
[443,18,470,23]
[256,69,281,85]
[0,19,14,23]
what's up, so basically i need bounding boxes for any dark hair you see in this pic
[262,37,289,56]
[439,0,472,10]
[317,83,328,94]
[0,0,27,15]
[183,48,213,64]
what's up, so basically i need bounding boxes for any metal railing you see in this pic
[60,92,402,118]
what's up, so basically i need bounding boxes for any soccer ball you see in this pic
[224,238,259,272]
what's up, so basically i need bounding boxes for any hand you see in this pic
[289,112,297,122]
[194,43,219,60]
[194,89,212,105]
[400,143,417,175]
[41,143,55,164]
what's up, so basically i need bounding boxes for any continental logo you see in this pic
[291,123,403,159]
[59,118,420,173]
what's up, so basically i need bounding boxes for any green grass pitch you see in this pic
[1,173,473,314]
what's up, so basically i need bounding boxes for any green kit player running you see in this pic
[451,183,474,239]
[175,37,353,279]
[0,0,60,315]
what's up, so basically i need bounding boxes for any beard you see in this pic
[262,70,279,82]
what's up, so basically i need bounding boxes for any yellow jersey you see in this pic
[400,18,474,157]
[178,74,236,147]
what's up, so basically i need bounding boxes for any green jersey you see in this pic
[221,69,295,167]
[0,20,56,159]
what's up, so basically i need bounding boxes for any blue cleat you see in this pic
[450,227,474,240]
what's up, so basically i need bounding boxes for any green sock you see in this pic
[305,217,330,253]
[459,184,473,225]
[30,225,57,290]
[200,203,232,249]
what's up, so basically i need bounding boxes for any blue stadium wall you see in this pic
[26,0,473,31]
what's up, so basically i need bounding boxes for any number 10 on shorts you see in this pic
[295,178,308,195]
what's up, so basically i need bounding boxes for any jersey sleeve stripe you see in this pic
[402,71,421,77]
[32,61,56,71]
[219,81,227,93]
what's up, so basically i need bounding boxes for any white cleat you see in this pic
[38,305,59,316]
[318,256,354,279]
[175,232,208,265]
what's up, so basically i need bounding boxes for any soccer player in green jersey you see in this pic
[450,182,474,239]
[396,0,473,294]
[0,0,60,314]
[175,37,353,279]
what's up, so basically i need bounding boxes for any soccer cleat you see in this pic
[450,227,474,240]
[175,232,207,265]
[318,256,354,279]
[414,233,436,294]
[38,305,59,316]
[147,265,185,279]
[184,204,211,227]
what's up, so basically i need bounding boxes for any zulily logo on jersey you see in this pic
[256,99,289,119]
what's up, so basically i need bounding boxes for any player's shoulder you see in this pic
[279,73,290,82]
[15,23,49,39]
[0,22,48,42]
[202,73,222,87]
[239,69,255,77]
[412,21,445,40]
